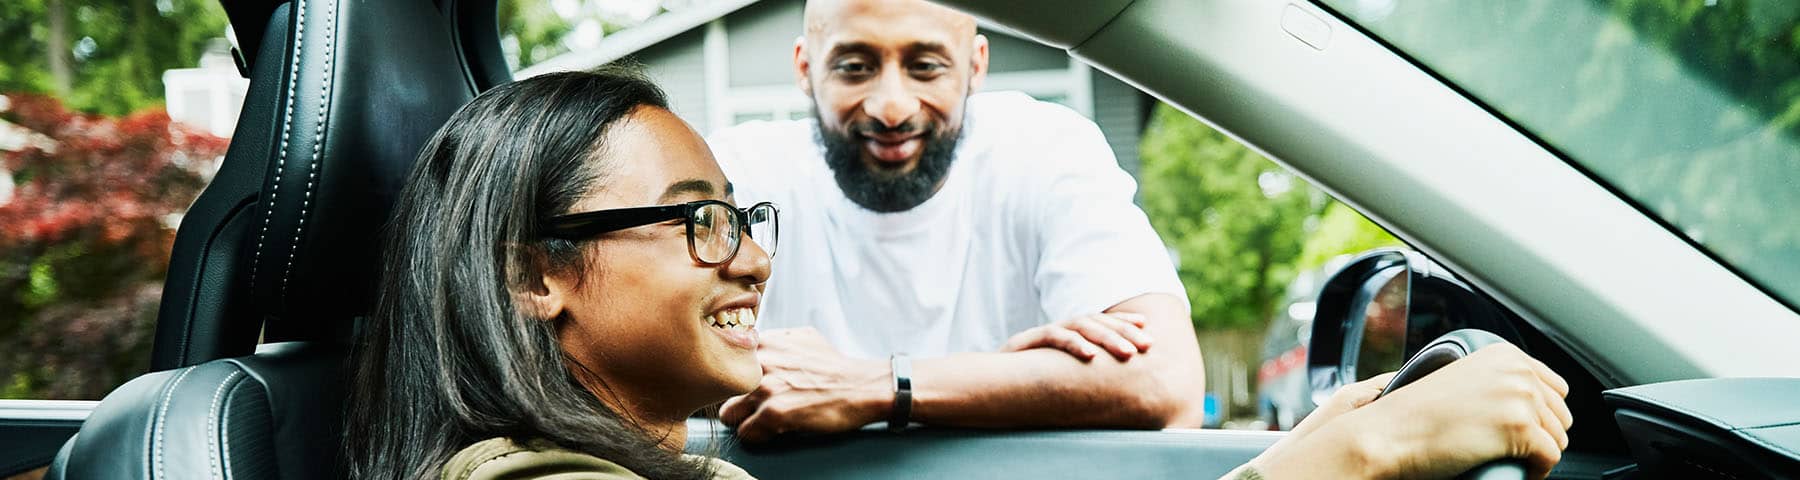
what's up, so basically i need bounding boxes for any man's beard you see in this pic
[817,112,962,213]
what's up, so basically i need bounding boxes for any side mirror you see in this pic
[1306,248,1520,406]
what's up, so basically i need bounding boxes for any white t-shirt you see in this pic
[708,91,1185,359]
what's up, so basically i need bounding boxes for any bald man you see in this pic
[711,0,1206,441]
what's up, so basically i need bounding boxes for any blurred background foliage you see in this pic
[1,95,226,399]
[1138,105,1397,332]
[1,0,230,400]
[0,0,228,116]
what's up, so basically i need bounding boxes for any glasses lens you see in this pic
[747,204,777,259]
[692,203,739,264]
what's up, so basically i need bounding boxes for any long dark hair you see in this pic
[345,68,712,480]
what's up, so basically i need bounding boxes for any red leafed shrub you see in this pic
[1,93,229,399]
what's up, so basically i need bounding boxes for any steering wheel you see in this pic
[1372,328,1529,480]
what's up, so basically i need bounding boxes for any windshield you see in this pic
[1316,0,1800,309]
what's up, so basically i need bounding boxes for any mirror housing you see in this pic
[1306,248,1521,407]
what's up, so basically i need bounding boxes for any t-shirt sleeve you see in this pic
[705,123,769,207]
[1026,108,1189,322]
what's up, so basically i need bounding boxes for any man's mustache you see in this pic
[846,118,935,138]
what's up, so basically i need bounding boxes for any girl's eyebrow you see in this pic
[658,179,733,202]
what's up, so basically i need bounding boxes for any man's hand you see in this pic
[720,328,890,442]
[999,312,1152,361]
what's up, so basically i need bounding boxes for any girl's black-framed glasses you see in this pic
[542,200,778,265]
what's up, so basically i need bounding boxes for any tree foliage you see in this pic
[1138,106,1321,330]
[1138,105,1402,332]
[498,0,577,70]
[1,94,226,399]
[0,0,228,116]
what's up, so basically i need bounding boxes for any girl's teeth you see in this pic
[706,308,757,330]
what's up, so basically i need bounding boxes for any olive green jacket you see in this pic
[443,437,757,480]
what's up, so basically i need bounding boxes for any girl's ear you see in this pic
[510,244,570,321]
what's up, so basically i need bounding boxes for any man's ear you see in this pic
[794,35,814,96]
[969,34,990,92]
[511,244,570,321]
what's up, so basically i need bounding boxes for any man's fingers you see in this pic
[1065,317,1138,360]
[720,395,754,427]
[734,406,781,443]
[1044,327,1102,360]
[1000,328,1049,353]
[1091,314,1154,351]
[1105,311,1148,327]
[999,336,1029,352]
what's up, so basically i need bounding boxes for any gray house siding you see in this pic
[1091,69,1146,177]
[983,30,1068,73]
[726,0,804,88]
[629,29,711,133]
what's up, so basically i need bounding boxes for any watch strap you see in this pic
[889,354,912,432]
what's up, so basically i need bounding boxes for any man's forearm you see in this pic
[905,347,1200,428]
[905,294,1207,429]
[722,295,1207,439]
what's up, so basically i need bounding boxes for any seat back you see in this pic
[49,0,504,477]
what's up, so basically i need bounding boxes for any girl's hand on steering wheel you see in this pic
[1245,344,1572,480]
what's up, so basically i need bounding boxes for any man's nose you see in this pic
[862,68,921,128]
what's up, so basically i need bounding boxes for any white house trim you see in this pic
[1066,57,1094,118]
[516,0,761,78]
[703,19,732,132]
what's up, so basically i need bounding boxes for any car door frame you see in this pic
[0,400,91,477]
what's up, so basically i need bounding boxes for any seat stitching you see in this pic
[251,0,309,289]
[207,370,243,480]
[153,367,198,480]
[281,0,337,294]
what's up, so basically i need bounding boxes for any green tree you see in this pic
[1297,202,1402,273]
[498,0,575,69]
[1138,105,1321,330]
[498,0,672,71]
[0,0,229,116]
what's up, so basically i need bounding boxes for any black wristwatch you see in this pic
[889,354,912,432]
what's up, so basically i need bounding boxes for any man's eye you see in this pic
[833,61,873,76]
[909,62,945,74]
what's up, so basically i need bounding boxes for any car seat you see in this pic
[44,0,509,477]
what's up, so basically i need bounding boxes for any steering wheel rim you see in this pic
[1374,329,1530,480]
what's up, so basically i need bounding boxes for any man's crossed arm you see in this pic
[719,293,1206,442]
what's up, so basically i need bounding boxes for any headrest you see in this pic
[243,0,477,341]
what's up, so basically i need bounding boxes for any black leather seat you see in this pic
[46,0,508,478]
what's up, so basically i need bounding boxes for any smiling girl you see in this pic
[345,68,769,480]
